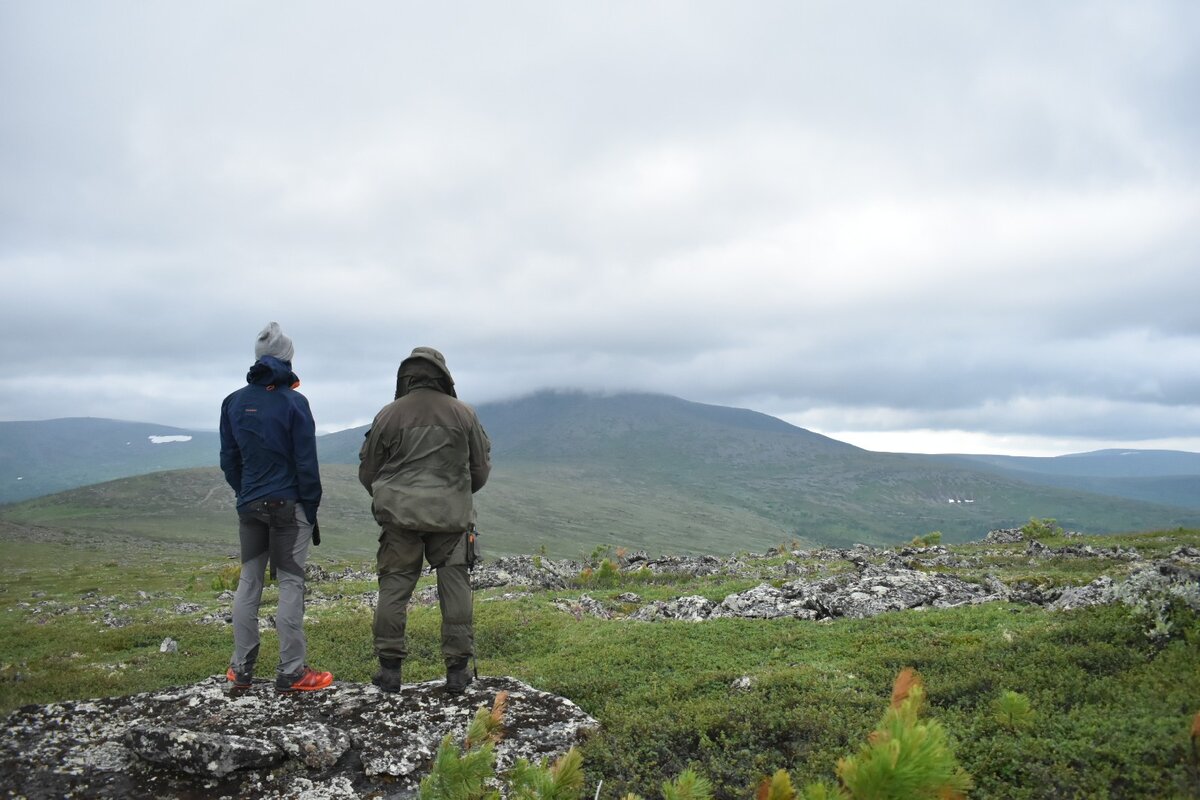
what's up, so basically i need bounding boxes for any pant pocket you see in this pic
[269,500,297,526]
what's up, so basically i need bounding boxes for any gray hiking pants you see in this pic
[231,499,312,678]
[374,527,473,664]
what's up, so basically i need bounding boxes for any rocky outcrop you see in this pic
[621,562,1000,622]
[710,583,820,620]
[983,527,1027,544]
[550,552,1199,624]
[470,556,584,590]
[640,554,743,577]
[1041,561,1200,613]
[0,675,598,800]
[1025,539,1141,561]
[629,595,719,622]
[983,527,1084,544]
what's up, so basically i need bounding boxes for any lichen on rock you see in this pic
[0,675,598,799]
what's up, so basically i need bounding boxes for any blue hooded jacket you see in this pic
[220,356,322,521]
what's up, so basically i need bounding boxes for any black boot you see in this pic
[445,657,473,695]
[372,658,403,693]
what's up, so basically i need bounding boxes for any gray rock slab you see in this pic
[0,675,598,799]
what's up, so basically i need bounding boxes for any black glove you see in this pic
[312,521,321,546]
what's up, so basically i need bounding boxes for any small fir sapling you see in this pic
[509,748,585,800]
[831,668,973,800]
[659,770,714,800]
[991,691,1035,733]
[621,770,714,800]
[756,769,797,800]
[419,692,508,800]
[756,668,976,800]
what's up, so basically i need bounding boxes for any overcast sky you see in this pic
[2,2,1198,456]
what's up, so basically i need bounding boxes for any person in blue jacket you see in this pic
[219,322,332,693]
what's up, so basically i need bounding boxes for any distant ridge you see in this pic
[941,449,1200,478]
[930,450,1200,509]
[4,396,1200,551]
[0,418,218,504]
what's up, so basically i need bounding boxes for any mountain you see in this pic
[4,393,1200,554]
[317,389,859,465]
[460,392,1200,546]
[0,418,219,504]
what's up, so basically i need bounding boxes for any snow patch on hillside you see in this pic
[148,435,192,444]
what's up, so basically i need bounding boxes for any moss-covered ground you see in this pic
[1,529,1198,798]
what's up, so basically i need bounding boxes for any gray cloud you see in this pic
[1,1,1198,454]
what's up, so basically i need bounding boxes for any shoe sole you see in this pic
[226,671,254,695]
[276,683,333,693]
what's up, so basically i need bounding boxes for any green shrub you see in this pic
[210,564,241,592]
[1019,518,1062,539]
[577,559,621,588]
[907,532,942,548]
[991,690,1035,733]
[587,545,615,566]
[420,669,972,800]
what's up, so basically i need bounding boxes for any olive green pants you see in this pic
[374,527,473,663]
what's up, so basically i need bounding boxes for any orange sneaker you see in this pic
[276,665,334,693]
[226,667,253,693]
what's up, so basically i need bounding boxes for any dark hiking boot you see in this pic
[445,657,473,695]
[276,665,334,693]
[372,659,403,693]
[226,666,253,695]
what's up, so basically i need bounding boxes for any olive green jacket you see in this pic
[359,387,491,534]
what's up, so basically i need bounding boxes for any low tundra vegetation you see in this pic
[420,668,971,800]
[1,528,1198,798]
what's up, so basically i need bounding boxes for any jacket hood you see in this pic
[395,346,457,399]
[247,356,299,388]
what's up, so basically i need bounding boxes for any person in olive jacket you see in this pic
[358,346,491,694]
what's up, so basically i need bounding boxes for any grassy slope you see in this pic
[0,528,1196,799]
[0,465,796,560]
[5,453,1198,565]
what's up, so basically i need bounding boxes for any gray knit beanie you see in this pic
[254,322,295,363]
